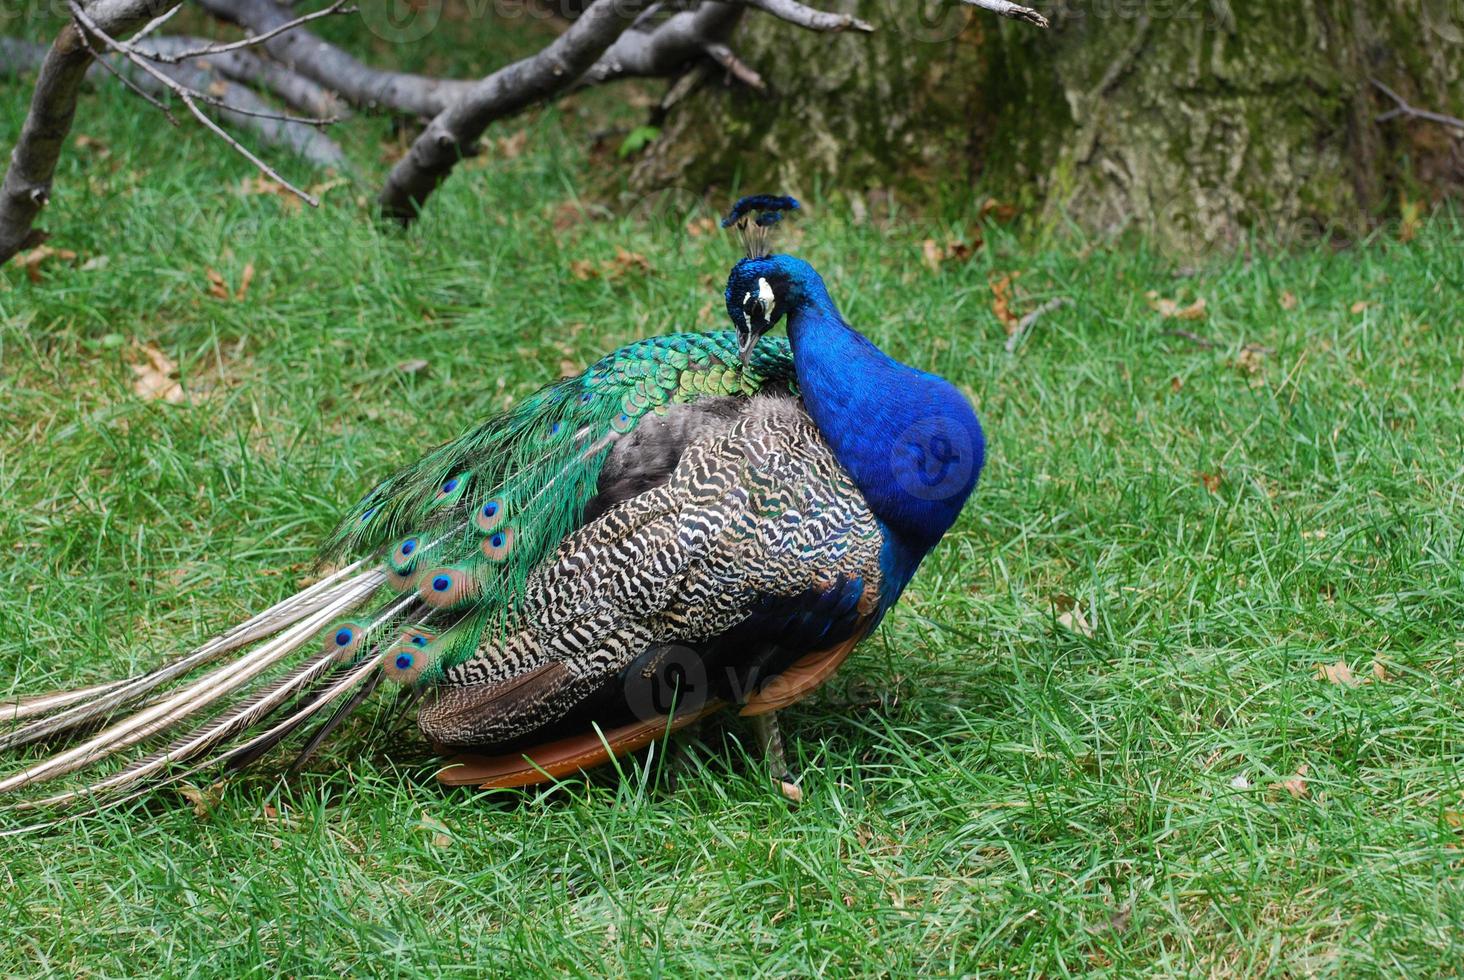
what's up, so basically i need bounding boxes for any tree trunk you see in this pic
[633,0,1464,254]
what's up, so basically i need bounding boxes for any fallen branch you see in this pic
[0,0,177,264]
[128,43,347,168]
[143,0,355,63]
[197,0,472,117]
[1370,78,1464,131]
[0,35,343,160]
[69,0,324,204]
[379,0,657,224]
[138,36,348,118]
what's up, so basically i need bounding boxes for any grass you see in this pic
[3,18,1464,975]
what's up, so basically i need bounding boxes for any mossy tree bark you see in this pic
[632,0,1463,254]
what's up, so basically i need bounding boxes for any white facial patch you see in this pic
[757,278,774,311]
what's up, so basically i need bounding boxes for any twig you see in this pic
[144,1,356,64]
[961,0,1048,28]
[136,36,348,118]
[704,41,766,92]
[1004,297,1069,353]
[70,9,340,128]
[739,0,873,32]
[69,1,320,206]
[1163,328,1216,349]
[129,1,184,42]
[79,29,179,123]
[1370,78,1464,131]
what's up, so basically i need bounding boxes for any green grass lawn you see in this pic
[2,27,1464,974]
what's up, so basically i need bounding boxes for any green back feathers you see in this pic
[322,331,795,679]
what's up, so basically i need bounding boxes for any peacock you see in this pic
[0,196,984,821]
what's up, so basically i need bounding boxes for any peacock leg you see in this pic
[749,712,801,802]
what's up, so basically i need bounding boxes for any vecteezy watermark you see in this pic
[357,0,444,43]
[884,0,974,43]
[623,645,713,721]
[891,415,979,502]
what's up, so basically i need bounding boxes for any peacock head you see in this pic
[721,194,815,365]
[724,253,825,365]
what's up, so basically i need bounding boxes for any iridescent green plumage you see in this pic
[323,331,794,679]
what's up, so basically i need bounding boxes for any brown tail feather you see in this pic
[436,703,723,789]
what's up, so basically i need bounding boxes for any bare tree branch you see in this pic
[961,0,1048,28]
[580,3,744,86]
[739,0,872,33]
[0,0,177,264]
[379,0,657,224]
[196,0,472,117]
[69,0,325,204]
[139,36,349,118]
[1,35,344,153]
[1371,78,1464,131]
[128,45,348,167]
[143,0,356,63]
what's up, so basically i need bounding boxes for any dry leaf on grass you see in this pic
[13,244,78,283]
[497,130,528,159]
[396,358,430,376]
[1316,661,1360,687]
[1235,347,1266,375]
[1279,291,1298,310]
[607,247,651,278]
[1350,300,1371,314]
[205,267,230,300]
[990,273,1020,332]
[1196,470,1223,494]
[1279,764,1309,799]
[551,200,585,232]
[204,264,255,301]
[130,343,188,404]
[1057,606,1094,637]
[571,249,652,282]
[74,133,110,158]
[979,198,1020,223]
[1146,291,1207,320]
[178,781,223,819]
[419,813,452,847]
[1051,595,1094,637]
[921,232,982,272]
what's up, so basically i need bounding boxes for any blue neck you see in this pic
[784,277,984,578]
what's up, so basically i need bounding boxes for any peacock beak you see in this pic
[738,328,759,368]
